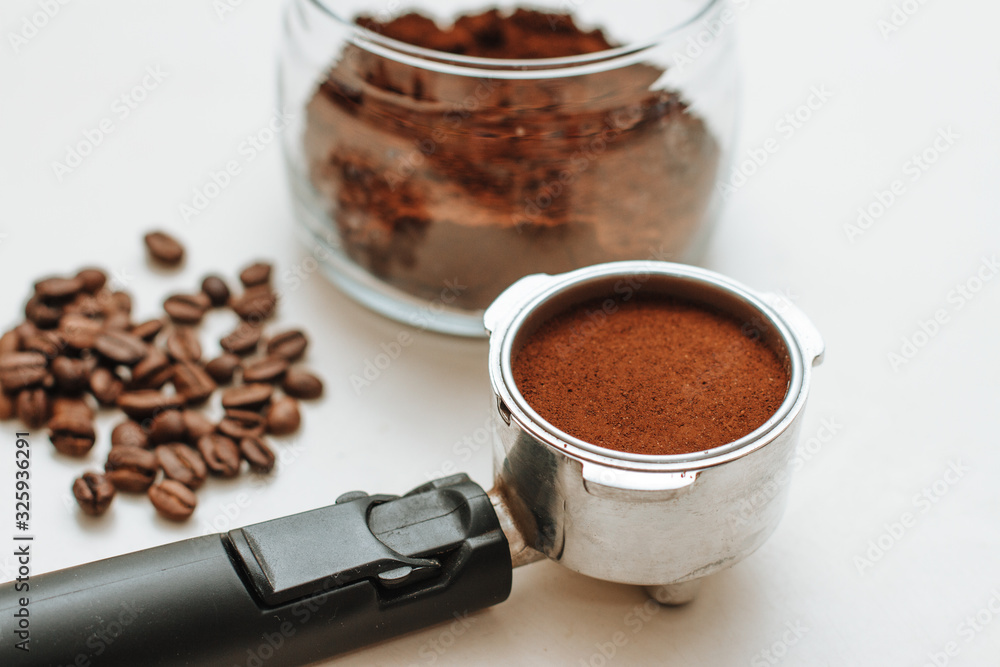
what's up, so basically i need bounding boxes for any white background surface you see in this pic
[2,1,999,665]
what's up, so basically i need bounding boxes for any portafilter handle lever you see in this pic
[0,474,512,666]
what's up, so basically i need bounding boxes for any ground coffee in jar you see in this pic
[512,296,789,455]
[303,8,720,311]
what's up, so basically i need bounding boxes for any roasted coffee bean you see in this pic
[242,356,289,385]
[239,436,275,473]
[34,276,84,302]
[144,231,185,266]
[219,325,261,356]
[156,443,207,489]
[105,446,158,492]
[163,293,210,325]
[103,311,132,331]
[204,354,239,385]
[110,290,133,315]
[52,397,94,421]
[22,330,64,358]
[239,262,272,288]
[197,433,241,478]
[218,409,266,440]
[131,318,165,342]
[49,411,96,456]
[172,361,216,405]
[282,369,324,400]
[181,410,215,443]
[0,352,48,391]
[95,330,148,366]
[89,367,124,406]
[231,286,277,321]
[75,268,108,294]
[266,395,301,435]
[200,275,230,307]
[111,420,149,449]
[165,327,202,362]
[24,297,62,328]
[148,409,187,444]
[73,472,116,516]
[221,383,273,411]
[132,347,170,385]
[149,480,197,521]
[14,321,39,341]
[117,390,184,420]
[65,293,104,318]
[0,389,14,420]
[51,356,91,393]
[59,313,103,350]
[266,330,308,361]
[16,389,49,428]
[0,330,20,355]
[129,365,174,391]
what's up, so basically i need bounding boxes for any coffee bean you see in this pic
[75,268,108,294]
[73,472,116,516]
[109,291,133,315]
[239,262,272,288]
[65,293,104,318]
[17,389,49,428]
[266,330,308,361]
[22,330,64,358]
[219,325,261,356]
[0,330,20,356]
[266,395,301,435]
[117,390,183,420]
[24,297,62,328]
[111,420,149,449]
[156,443,207,489]
[49,411,96,456]
[282,369,324,400]
[163,293,210,325]
[221,383,273,411]
[181,410,215,443]
[105,446,158,492]
[148,409,187,444]
[200,275,230,307]
[172,361,216,405]
[218,409,266,440]
[129,365,174,391]
[131,318,165,342]
[50,356,91,394]
[14,322,39,342]
[34,276,84,302]
[204,354,239,385]
[231,286,277,321]
[59,313,103,350]
[0,352,48,391]
[197,433,241,478]
[95,330,148,366]
[90,367,125,406]
[165,327,202,362]
[0,388,14,420]
[132,347,170,385]
[144,231,185,266]
[51,397,94,421]
[242,356,289,384]
[149,480,197,521]
[239,436,275,473]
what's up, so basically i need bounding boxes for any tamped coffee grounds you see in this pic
[303,9,719,310]
[512,296,789,455]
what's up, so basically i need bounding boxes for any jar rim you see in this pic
[307,0,726,76]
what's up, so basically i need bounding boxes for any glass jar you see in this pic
[280,0,738,335]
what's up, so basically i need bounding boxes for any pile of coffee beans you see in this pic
[0,231,324,521]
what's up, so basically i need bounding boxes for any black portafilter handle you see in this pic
[0,474,512,666]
